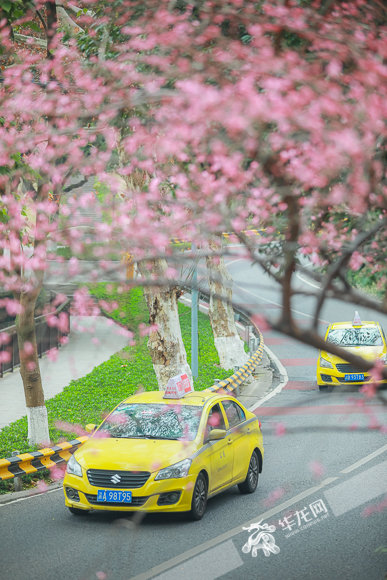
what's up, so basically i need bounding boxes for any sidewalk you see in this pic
[0,316,129,430]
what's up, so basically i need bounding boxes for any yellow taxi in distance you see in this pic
[63,390,264,520]
[317,312,387,391]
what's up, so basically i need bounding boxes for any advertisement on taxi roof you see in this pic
[163,373,194,398]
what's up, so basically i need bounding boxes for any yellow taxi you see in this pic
[317,312,387,391]
[63,390,263,520]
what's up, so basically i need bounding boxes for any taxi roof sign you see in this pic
[352,311,363,326]
[163,373,194,399]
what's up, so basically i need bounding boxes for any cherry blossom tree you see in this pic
[0,0,387,450]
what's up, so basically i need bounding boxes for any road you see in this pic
[1,256,386,580]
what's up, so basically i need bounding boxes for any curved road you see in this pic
[1,256,386,580]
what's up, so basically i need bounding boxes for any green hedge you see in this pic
[0,284,234,467]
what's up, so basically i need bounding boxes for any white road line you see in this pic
[296,270,321,290]
[233,283,330,325]
[340,443,387,474]
[0,486,62,508]
[130,477,340,580]
[249,345,289,411]
[324,461,387,517]
[224,257,243,267]
[153,540,243,580]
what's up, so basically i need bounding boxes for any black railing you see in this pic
[0,297,71,378]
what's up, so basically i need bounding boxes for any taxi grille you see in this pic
[335,364,368,374]
[85,493,148,507]
[87,469,150,489]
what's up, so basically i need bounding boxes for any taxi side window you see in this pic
[204,404,226,441]
[222,400,245,428]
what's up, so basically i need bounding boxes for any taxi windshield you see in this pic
[99,403,203,441]
[327,327,383,347]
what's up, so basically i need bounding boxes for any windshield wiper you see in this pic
[142,435,179,440]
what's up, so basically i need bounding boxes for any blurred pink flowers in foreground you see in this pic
[262,487,285,507]
[308,460,325,480]
[55,421,88,437]
[361,494,387,517]
[275,422,286,437]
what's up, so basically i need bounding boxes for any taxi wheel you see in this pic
[189,473,208,521]
[68,507,89,516]
[238,451,259,494]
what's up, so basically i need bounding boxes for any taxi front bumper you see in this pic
[63,471,197,513]
[317,368,387,386]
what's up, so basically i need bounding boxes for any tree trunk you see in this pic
[45,1,57,59]
[206,240,248,369]
[14,290,49,446]
[139,259,192,390]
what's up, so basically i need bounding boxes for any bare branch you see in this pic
[312,217,387,329]
[63,178,88,193]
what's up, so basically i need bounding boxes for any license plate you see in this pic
[344,374,364,381]
[97,490,132,503]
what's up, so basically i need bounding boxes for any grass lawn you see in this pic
[0,284,236,490]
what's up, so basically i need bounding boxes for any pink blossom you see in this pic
[275,422,286,437]
[361,494,387,517]
[47,348,59,363]
[36,480,48,493]
[308,460,325,480]
[23,341,34,355]
[262,487,285,507]
[326,59,342,77]
[0,351,11,363]
[49,464,66,481]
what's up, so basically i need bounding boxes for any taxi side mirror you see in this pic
[209,429,227,441]
[85,424,97,434]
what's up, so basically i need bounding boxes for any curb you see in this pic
[0,481,63,505]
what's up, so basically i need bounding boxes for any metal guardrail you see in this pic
[168,230,261,245]
[0,289,264,486]
[0,437,89,483]
[0,296,71,378]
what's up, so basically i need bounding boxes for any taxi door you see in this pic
[221,399,251,482]
[204,403,234,493]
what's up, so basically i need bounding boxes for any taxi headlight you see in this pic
[155,459,192,480]
[320,356,333,369]
[66,454,83,478]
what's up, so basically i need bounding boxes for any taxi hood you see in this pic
[321,346,385,364]
[74,436,197,473]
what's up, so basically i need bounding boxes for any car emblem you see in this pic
[111,474,121,484]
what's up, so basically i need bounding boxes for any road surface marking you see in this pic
[254,405,387,416]
[0,487,62,508]
[233,284,330,325]
[296,270,321,289]
[264,337,296,345]
[225,258,243,267]
[153,540,243,580]
[249,345,289,411]
[284,381,316,390]
[324,460,387,516]
[340,443,387,474]
[280,358,317,366]
[130,477,339,580]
